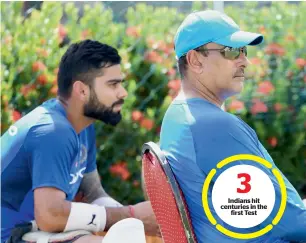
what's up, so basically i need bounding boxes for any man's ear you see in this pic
[72,81,89,101]
[186,50,204,74]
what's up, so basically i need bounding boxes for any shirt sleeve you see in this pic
[25,123,78,196]
[193,115,306,241]
[85,124,97,174]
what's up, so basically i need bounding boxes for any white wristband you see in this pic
[92,197,123,208]
[64,202,106,233]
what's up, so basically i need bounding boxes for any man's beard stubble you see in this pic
[83,89,124,126]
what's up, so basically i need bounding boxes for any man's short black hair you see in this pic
[178,55,188,79]
[57,39,121,99]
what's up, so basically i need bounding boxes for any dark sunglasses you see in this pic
[195,46,248,60]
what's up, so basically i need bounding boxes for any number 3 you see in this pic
[237,173,251,193]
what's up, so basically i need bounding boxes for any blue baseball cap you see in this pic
[174,10,264,59]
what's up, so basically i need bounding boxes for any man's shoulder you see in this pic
[1,102,77,166]
[26,105,73,134]
[190,109,258,145]
[192,108,240,130]
[29,116,76,142]
[20,103,78,147]
[162,99,245,132]
[162,98,256,139]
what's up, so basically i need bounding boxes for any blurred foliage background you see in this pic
[1,1,305,204]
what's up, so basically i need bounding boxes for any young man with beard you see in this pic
[1,40,159,243]
[160,10,306,243]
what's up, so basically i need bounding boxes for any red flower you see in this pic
[268,137,277,147]
[144,51,163,64]
[37,74,48,85]
[32,61,46,72]
[274,103,283,113]
[251,99,268,115]
[131,110,143,122]
[58,24,67,42]
[36,48,48,58]
[81,29,91,40]
[228,100,245,112]
[257,81,274,95]
[155,40,167,52]
[126,26,140,38]
[166,68,176,78]
[140,118,154,131]
[12,110,21,122]
[109,161,130,181]
[285,35,296,42]
[296,58,306,69]
[50,85,58,96]
[258,26,266,35]
[265,43,285,56]
[20,84,36,97]
[168,79,181,92]
[250,57,262,65]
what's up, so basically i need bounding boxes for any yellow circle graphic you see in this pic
[202,154,287,239]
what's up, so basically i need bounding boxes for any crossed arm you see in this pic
[75,169,122,207]
[34,169,159,235]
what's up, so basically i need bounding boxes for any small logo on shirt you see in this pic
[88,214,97,226]
[8,125,18,136]
[69,167,86,184]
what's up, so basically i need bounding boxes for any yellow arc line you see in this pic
[202,154,286,239]
[202,169,217,225]
[272,169,287,225]
[217,154,273,169]
[216,224,273,239]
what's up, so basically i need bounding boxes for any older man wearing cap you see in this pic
[160,10,306,243]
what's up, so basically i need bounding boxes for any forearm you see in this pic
[39,200,159,236]
[78,170,108,203]
[78,170,123,207]
[35,199,71,232]
[38,200,132,233]
[104,206,131,231]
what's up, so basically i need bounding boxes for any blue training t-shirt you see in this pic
[160,98,306,243]
[1,98,97,242]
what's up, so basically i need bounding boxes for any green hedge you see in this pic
[1,2,305,204]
